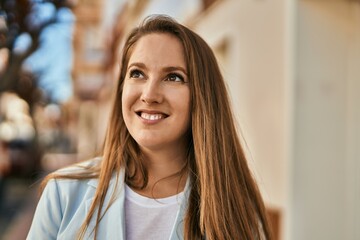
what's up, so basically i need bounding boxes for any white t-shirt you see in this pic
[125,185,184,240]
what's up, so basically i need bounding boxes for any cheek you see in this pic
[121,84,134,120]
[121,84,134,109]
[177,91,191,125]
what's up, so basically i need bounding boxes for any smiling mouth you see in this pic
[136,112,168,120]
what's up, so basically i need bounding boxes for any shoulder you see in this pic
[42,158,102,202]
[55,157,102,175]
[27,174,96,239]
[44,177,94,212]
[28,158,125,240]
[44,157,125,201]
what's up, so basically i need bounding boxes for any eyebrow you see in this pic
[128,62,188,75]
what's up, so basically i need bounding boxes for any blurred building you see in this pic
[190,1,360,240]
[1,0,357,239]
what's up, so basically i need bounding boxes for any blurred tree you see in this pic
[0,0,75,178]
[0,0,37,107]
[0,0,74,108]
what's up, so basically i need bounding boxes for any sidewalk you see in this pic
[0,178,39,240]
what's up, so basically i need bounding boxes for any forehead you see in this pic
[128,33,186,68]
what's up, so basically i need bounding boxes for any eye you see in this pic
[165,73,185,82]
[129,69,144,79]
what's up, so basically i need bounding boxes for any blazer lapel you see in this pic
[169,177,191,240]
[85,170,126,240]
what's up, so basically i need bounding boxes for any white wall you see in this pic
[293,1,360,239]
[347,6,360,240]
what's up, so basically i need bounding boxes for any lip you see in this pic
[135,109,169,124]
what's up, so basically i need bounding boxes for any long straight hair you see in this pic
[42,15,272,240]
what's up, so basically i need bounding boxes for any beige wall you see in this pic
[293,1,360,239]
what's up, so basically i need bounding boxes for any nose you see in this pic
[140,79,163,104]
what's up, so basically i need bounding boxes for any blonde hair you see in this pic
[42,15,272,239]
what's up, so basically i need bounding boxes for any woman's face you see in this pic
[122,33,191,153]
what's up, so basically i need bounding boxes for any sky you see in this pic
[14,3,75,104]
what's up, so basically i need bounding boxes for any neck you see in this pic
[144,149,186,176]
[134,146,188,198]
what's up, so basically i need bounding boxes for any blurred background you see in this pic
[0,0,359,239]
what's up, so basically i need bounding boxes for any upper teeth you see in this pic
[141,112,163,120]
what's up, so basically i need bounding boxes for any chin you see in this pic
[134,137,162,148]
[137,143,164,152]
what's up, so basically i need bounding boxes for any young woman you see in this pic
[27,15,272,240]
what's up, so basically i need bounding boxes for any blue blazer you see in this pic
[27,161,189,240]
